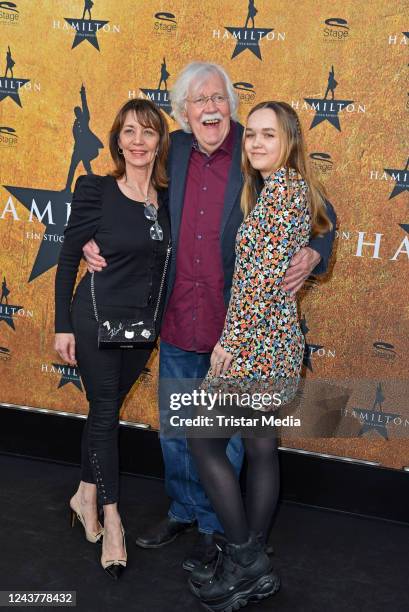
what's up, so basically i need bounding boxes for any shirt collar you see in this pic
[192,120,236,158]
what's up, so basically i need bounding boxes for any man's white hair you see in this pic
[170,61,239,132]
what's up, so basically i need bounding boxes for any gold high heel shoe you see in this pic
[101,524,127,580]
[69,496,104,543]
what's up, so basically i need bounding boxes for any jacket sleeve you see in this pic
[219,174,310,355]
[309,199,337,275]
[54,175,103,333]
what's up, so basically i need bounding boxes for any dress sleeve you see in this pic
[219,173,310,355]
[54,175,103,333]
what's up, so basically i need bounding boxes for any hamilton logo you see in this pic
[0,45,30,107]
[42,363,83,392]
[64,0,109,50]
[351,383,400,440]
[0,276,23,330]
[3,84,103,281]
[304,66,354,131]
[215,1,278,60]
[300,315,324,372]
[139,58,172,117]
[384,157,409,199]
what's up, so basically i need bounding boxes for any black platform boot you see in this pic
[189,534,274,594]
[190,533,280,611]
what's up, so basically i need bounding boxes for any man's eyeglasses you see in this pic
[187,94,228,108]
[144,203,163,241]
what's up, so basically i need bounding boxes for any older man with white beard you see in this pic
[83,61,336,574]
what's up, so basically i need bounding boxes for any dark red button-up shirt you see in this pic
[161,123,236,352]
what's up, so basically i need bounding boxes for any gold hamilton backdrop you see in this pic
[0,1,408,468]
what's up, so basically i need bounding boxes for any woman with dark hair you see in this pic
[54,98,170,579]
[188,101,333,611]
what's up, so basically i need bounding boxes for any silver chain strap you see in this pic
[90,243,171,323]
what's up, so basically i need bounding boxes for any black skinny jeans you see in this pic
[71,297,153,506]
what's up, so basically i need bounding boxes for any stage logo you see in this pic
[233,82,256,106]
[0,275,32,330]
[2,85,103,281]
[0,1,19,25]
[41,362,83,392]
[153,11,177,37]
[0,45,30,107]
[0,345,11,361]
[349,383,402,440]
[299,66,362,131]
[133,58,172,117]
[372,342,397,362]
[323,17,349,42]
[310,152,334,176]
[55,0,119,50]
[0,125,18,148]
[214,1,282,60]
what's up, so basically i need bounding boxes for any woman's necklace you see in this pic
[124,179,157,207]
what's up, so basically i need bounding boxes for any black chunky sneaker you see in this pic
[182,532,218,571]
[189,533,280,611]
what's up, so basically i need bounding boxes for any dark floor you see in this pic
[1,454,408,612]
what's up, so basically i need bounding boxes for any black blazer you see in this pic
[165,121,336,309]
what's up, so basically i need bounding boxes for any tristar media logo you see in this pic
[322,17,350,42]
[0,45,30,107]
[349,383,402,440]
[54,0,119,50]
[133,58,172,117]
[2,85,103,281]
[41,362,83,392]
[0,275,33,330]
[233,82,256,106]
[310,152,334,176]
[214,1,282,60]
[301,66,358,131]
[0,125,18,148]
[372,341,397,362]
[0,1,19,26]
[153,11,177,37]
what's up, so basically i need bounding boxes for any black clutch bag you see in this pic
[90,244,171,349]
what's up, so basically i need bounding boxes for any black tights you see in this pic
[188,435,279,544]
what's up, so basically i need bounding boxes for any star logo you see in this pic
[64,2,109,50]
[0,276,22,330]
[3,185,71,281]
[403,32,409,39]
[52,362,83,392]
[140,57,172,117]
[224,2,273,59]
[352,383,400,440]
[399,223,409,235]
[300,315,324,372]
[384,158,409,199]
[304,66,353,131]
[0,46,30,107]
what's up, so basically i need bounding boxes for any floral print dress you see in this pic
[204,166,311,408]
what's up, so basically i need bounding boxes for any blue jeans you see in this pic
[159,340,244,534]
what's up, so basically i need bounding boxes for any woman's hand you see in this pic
[210,342,233,377]
[54,333,77,366]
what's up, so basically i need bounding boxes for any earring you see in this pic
[118,146,123,155]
